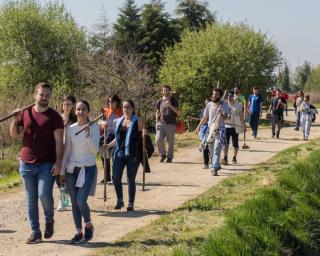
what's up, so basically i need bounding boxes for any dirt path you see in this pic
[1,113,319,256]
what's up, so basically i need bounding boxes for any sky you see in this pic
[9,0,320,69]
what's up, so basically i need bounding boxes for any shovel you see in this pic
[242,131,250,149]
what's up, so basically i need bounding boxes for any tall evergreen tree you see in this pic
[175,0,216,30]
[89,8,111,53]
[294,61,312,90]
[139,0,178,69]
[113,0,142,51]
[278,63,291,91]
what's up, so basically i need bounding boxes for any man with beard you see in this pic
[156,85,180,163]
[10,82,64,244]
[268,89,287,138]
[195,88,229,176]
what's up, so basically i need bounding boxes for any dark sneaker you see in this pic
[212,167,221,176]
[294,127,299,131]
[70,233,83,244]
[232,157,237,164]
[26,232,42,244]
[44,220,54,239]
[84,226,94,242]
[160,155,166,162]
[114,200,124,210]
[166,158,172,163]
[221,157,228,165]
[127,203,134,212]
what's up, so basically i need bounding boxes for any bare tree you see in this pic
[79,47,156,119]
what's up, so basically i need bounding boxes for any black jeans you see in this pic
[203,145,210,165]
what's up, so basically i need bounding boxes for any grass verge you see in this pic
[0,159,20,190]
[94,141,320,256]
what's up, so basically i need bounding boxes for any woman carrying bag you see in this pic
[105,100,147,212]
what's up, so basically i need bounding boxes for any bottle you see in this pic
[60,184,69,208]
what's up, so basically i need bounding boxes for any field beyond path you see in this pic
[1,113,320,256]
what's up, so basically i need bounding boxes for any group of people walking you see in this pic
[195,85,318,176]
[8,81,317,245]
[10,82,153,244]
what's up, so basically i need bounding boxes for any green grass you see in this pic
[0,159,20,189]
[95,140,319,256]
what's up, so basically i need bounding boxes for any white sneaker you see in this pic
[57,200,66,211]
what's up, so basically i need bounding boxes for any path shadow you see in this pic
[99,209,169,218]
[98,182,198,188]
[45,240,111,248]
[0,229,16,234]
[171,161,202,165]
[135,182,199,188]
[243,149,279,153]
[221,167,255,171]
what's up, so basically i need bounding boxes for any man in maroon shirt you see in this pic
[10,82,64,244]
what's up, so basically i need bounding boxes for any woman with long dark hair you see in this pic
[57,95,77,211]
[60,100,99,243]
[106,100,146,211]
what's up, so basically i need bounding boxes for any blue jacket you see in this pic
[114,114,139,158]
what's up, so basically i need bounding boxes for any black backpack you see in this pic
[145,134,154,158]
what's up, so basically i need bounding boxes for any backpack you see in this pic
[145,134,155,158]
[310,104,317,123]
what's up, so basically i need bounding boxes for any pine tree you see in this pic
[113,0,142,51]
[89,8,111,53]
[139,0,178,69]
[282,64,291,91]
[175,0,216,30]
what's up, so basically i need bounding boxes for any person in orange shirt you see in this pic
[100,95,123,183]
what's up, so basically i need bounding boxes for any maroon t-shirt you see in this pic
[18,107,64,163]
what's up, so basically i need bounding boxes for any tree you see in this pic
[175,0,216,30]
[159,23,281,118]
[79,47,155,115]
[278,63,291,92]
[293,61,312,91]
[139,0,179,69]
[113,0,142,51]
[304,65,320,92]
[0,0,87,97]
[89,8,112,53]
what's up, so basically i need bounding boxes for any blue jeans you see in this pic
[66,165,97,229]
[296,111,301,128]
[208,138,222,171]
[19,161,55,233]
[112,150,140,204]
[249,112,260,137]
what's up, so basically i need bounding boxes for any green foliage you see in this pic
[113,0,142,51]
[139,0,180,69]
[159,23,281,118]
[304,65,320,92]
[278,63,291,92]
[189,150,320,256]
[175,0,216,30]
[89,9,112,52]
[293,61,312,91]
[0,159,20,189]
[0,0,87,97]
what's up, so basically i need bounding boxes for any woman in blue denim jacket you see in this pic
[105,100,147,211]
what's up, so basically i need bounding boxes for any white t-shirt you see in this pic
[203,101,229,128]
[61,122,100,174]
[225,101,243,128]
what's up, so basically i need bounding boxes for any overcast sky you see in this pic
[6,0,320,69]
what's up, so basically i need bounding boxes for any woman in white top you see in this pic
[60,100,100,244]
